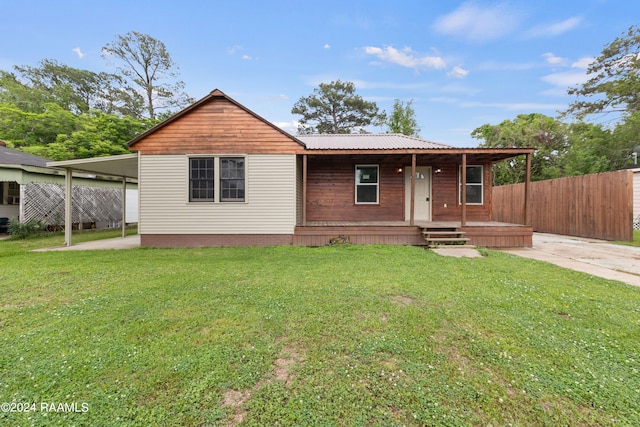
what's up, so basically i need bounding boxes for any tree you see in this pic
[12,59,145,117]
[471,113,570,185]
[0,70,55,113]
[291,80,385,134]
[566,25,640,119]
[102,31,192,119]
[386,99,420,136]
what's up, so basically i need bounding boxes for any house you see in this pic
[50,89,534,248]
[0,143,138,231]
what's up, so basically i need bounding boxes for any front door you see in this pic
[405,166,432,221]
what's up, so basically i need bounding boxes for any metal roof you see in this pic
[47,153,139,179]
[297,134,453,150]
[0,144,51,168]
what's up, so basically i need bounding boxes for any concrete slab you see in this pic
[500,233,640,288]
[431,246,483,258]
[31,235,140,252]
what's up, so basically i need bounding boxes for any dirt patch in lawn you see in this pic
[221,344,304,426]
[390,295,415,306]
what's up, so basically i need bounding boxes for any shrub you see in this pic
[8,218,47,239]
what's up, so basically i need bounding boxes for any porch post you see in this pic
[461,154,467,227]
[302,154,308,226]
[524,152,532,226]
[64,167,73,246]
[122,177,127,238]
[410,154,416,225]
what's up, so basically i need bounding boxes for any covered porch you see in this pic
[296,141,535,248]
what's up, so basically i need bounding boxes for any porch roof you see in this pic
[297,134,534,162]
[47,153,138,179]
[298,134,452,150]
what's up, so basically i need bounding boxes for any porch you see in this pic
[293,220,533,248]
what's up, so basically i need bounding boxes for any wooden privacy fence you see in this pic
[493,170,633,241]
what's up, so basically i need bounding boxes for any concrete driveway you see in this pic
[500,233,640,288]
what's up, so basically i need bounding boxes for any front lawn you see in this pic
[1,235,639,426]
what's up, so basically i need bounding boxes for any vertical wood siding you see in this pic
[493,170,633,241]
[139,154,297,234]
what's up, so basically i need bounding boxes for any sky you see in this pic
[1,0,639,147]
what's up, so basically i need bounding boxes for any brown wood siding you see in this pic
[493,170,633,241]
[306,156,405,221]
[132,97,302,155]
[431,161,492,222]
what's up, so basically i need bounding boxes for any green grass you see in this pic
[613,230,640,247]
[1,233,639,426]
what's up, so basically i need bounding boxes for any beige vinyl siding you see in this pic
[139,154,297,234]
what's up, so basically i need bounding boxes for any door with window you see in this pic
[404,166,431,221]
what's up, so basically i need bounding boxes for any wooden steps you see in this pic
[420,227,473,248]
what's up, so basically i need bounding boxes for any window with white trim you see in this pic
[189,156,245,202]
[459,165,483,205]
[355,165,379,204]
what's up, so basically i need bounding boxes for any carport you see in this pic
[47,153,138,247]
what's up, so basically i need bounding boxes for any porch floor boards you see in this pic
[303,220,524,228]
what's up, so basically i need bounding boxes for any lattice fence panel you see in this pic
[23,182,123,226]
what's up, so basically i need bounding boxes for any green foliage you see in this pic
[471,113,570,185]
[563,122,622,176]
[102,31,192,119]
[291,80,385,134]
[0,241,639,425]
[7,218,46,239]
[0,102,157,160]
[386,98,420,136]
[566,25,640,119]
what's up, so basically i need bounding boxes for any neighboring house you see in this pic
[50,89,534,248]
[0,143,138,230]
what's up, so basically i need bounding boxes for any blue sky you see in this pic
[1,0,638,147]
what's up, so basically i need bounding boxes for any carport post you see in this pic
[64,167,72,246]
[121,177,127,238]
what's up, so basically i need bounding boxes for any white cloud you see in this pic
[540,56,595,94]
[542,52,567,66]
[363,45,446,71]
[526,16,582,38]
[571,56,595,69]
[227,45,243,55]
[541,71,590,90]
[324,44,331,49]
[273,120,299,135]
[241,54,252,60]
[72,47,85,59]
[447,65,469,79]
[432,2,523,43]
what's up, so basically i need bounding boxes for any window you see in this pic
[189,156,246,203]
[459,165,483,205]
[220,157,245,202]
[355,165,379,204]
[190,158,214,201]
